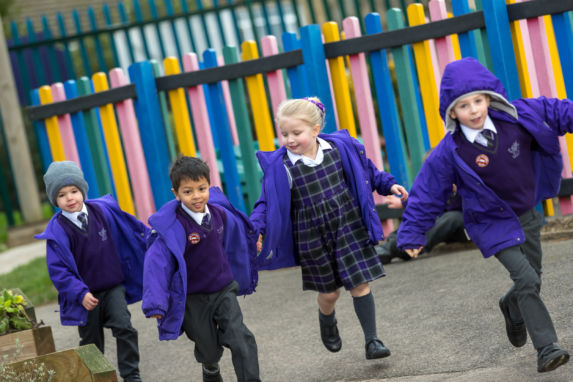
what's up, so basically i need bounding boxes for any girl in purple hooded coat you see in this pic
[397,57,571,373]
[250,97,408,360]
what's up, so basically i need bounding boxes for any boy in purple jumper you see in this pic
[397,57,570,373]
[36,161,147,382]
[142,156,260,382]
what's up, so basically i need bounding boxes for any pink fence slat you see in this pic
[524,10,573,213]
[182,53,222,188]
[343,16,393,233]
[427,28,442,90]
[216,56,239,146]
[109,68,155,223]
[50,83,81,164]
[262,35,288,146]
[429,0,456,75]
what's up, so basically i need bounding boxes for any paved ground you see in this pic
[14,237,571,382]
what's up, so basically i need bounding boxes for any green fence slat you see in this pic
[118,2,136,63]
[165,0,185,60]
[133,0,152,59]
[474,0,494,71]
[290,0,302,29]
[151,60,177,162]
[26,18,45,86]
[41,16,61,83]
[245,0,261,45]
[212,0,228,46]
[387,9,425,175]
[275,0,287,35]
[77,78,114,195]
[222,46,261,213]
[88,8,108,72]
[57,13,77,79]
[196,0,213,47]
[259,0,273,35]
[103,4,121,68]
[179,0,198,52]
[305,0,317,24]
[73,9,92,76]
[10,22,32,104]
[148,0,168,58]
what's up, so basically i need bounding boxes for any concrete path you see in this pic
[24,238,573,382]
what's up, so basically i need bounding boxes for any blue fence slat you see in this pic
[165,0,185,59]
[365,13,411,187]
[103,4,121,68]
[30,89,53,172]
[299,25,336,133]
[452,0,479,60]
[481,0,521,101]
[10,22,32,104]
[88,8,107,72]
[73,9,93,76]
[41,16,61,83]
[133,0,152,59]
[26,19,45,87]
[128,61,172,208]
[282,32,309,99]
[552,11,573,99]
[203,49,246,212]
[178,0,198,52]
[63,80,100,199]
[57,13,77,80]
[118,2,136,63]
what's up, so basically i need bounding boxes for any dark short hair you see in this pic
[169,156,211,191]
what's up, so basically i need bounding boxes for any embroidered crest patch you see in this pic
[188,232,201,244]
[508,140,520,159]
[475,154,489,167]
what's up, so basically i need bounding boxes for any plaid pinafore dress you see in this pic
[285,144,385,293]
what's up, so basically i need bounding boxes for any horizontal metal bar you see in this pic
[26,84,137,121]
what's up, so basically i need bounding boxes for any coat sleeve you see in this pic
[348,134,396,195]
[397,147,455,250]
[515,97,573,135]
[46,241,89,306]
[141,233,176,318]
[249,185,267,236]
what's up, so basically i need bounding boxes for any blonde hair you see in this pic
[276,97,326,130]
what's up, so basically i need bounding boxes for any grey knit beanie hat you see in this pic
[44,161,89,206]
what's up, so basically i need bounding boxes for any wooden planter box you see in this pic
[7,344,118,382]
[0,326,56,362]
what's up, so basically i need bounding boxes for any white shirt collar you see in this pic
[286,137,332,167]
[460,115,497,143]
[181,202,210,226]
[62,203,88,229]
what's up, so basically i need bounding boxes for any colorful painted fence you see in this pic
[22,0,573,229]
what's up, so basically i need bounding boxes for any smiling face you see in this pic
[449,93,491,130]
[172,176,210,213]
[279,116,320,159]
[56,185,84,213]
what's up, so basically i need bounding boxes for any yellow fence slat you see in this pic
[92,72,135,215]
[241,41,276,151]
[164,57,197,157]
[407,4,444,148]
[322,22,356,137]
[38,86,66,161]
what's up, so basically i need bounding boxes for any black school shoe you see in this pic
[319,316,342,352]
[499,297,527,347]
[537,345,569,373]
[365,338,391,360]
[202,363,223,382]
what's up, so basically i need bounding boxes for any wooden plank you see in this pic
[7,344,118,382]
[0,326,56,362]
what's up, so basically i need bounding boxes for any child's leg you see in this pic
[78,302,105,352]
[317,289,342,352]
[350,283,390,359]
[101,285,141,381]
[215,282,260,382]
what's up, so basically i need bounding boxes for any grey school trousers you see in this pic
[495,208,558,350]
[182,281,260,382]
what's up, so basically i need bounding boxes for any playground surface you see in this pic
[16,236,570,382]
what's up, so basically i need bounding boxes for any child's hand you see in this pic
[390,184,409,203]
[405,247,423,258]
[256,234,263,252]
[384,195,403,209]
[82,292,99,311]
[149,315,163,320]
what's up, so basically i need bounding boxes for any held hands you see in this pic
[82,292,99,311]
[405,246,423,258]
[390,184,408,203]
[149,315,163,320]
[384,195,404,209]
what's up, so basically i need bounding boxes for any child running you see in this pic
[250,97,408,359]
[397,57,570,373]
[142,156,260,382]
[36,161,147,382]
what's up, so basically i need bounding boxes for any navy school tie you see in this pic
[78,212,88,231]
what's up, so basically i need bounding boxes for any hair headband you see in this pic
[302,97,326,116]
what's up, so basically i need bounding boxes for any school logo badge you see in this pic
[98,228,107,241]
[508,140,520,159]
[188,232,201,244]
[475,154,489,167]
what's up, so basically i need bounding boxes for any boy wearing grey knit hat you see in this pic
[36,160,149,382]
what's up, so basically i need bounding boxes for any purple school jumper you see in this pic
[286,146,385,292]
[35,195,149,326]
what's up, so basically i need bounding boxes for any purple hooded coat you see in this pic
[141,187,258,341]
[35,195,150,326]
[397,57,573,258]
[250,129,397,270]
